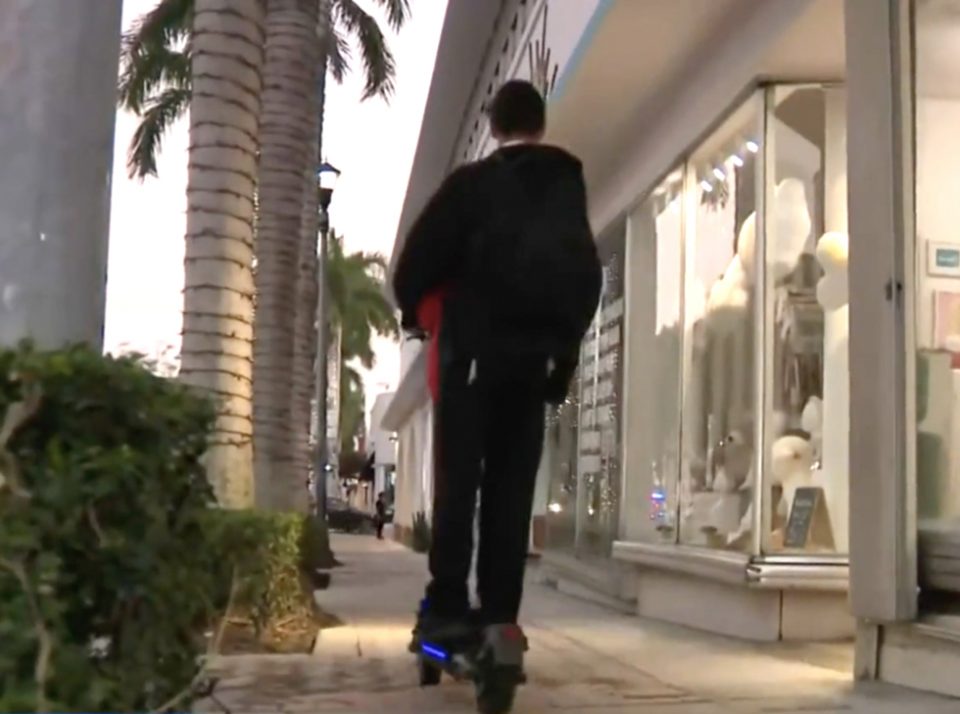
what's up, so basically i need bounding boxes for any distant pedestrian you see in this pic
[375,491,388,540]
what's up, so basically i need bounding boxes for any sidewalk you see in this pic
[200,533,957,713]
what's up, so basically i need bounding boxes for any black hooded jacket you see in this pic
[393,143,594,370]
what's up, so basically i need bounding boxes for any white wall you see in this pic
[916,98,960,348]
[394,400,433,531]
[460,0,606,163]
[370,391,397,467]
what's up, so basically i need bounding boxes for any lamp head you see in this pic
[317,161,341,210]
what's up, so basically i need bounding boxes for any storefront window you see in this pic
[622,169,684,543]
[576,224,626,557]
[762,85,849,555]
[544,366,580,553]
[914,0,960,597]
[679,95,762,552]
[544,224,626,558]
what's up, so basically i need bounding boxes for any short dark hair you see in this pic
[488,80,546,138]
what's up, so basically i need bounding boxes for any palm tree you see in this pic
[117,0,408,180]
[326,231,399,367]
[255,0,408,512]
[120,0,409,512]
[179,0,265,508]
[252,0,323,513]
[339,364,366,455]
[326,230,398,453]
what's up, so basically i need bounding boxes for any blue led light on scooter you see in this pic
[421,642,450,662]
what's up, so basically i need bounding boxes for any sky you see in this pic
[104,0,447,418]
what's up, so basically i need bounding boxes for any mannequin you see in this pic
[686,212,756,496]
[683,208,757,538]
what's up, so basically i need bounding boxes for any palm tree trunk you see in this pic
[292,1,332,515]
[0,0,123,349]
[181,0,266,508]
[297,2,336,567]
[253,0,321,511]
[289,62,324,511]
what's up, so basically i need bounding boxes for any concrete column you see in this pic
[0,1,123,349]
[846,0,917,624]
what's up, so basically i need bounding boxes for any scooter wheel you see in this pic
[418,657,443,687]
[475,667,518,714]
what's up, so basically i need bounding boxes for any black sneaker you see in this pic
[409,601,477,654]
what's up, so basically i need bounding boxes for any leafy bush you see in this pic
[203,510,319,635]
[412,510,431,553]
[0,344,219,713]
[300,512,337,573]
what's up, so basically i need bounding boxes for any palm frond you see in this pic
[345,251,388,270]
[327,26,351,83]
[127,87,191,180]
[126,0,192,49]
[118,0,193,113]
[334,0,397,100]
[339,364,366,453]
[119,47,191,114]
[343,320,376,368]
[368,0,411,32]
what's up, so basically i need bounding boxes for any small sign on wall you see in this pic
[927,241,960,278]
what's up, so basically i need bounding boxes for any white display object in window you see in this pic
[617,86,851,557]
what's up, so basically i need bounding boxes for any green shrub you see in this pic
[203,510,318,635]
[300,512,337,572]
[0,343,219,713]
[412,510,431,553]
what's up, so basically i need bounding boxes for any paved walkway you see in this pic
[199,533,957,713]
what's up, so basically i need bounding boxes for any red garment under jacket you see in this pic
[416,289,446,402]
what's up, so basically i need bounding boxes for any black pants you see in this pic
[425,353,546,625]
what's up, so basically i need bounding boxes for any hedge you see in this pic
[0,344,322,713]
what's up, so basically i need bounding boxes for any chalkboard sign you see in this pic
[784,487,834,550]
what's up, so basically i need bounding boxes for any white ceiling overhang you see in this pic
[546,0,846,231]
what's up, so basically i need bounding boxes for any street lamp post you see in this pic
[313,162,341,519]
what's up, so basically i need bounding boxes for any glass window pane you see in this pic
[679,94,762,552]
[622,169,684,543]
[544,366,581,553]
[576,224,626,557]
[763,85,848,555]
[914,0,960,599]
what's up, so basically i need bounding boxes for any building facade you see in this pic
[381,0,960,698]
[369,392,398,508]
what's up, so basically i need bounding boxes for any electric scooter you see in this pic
[416,624,528,714]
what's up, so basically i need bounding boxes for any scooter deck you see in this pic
[416,625,528,713]
[419,639,480,680]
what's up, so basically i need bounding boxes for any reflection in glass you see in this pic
[679,97,761,552]
[622,171,684,543]
[544,366,581,552]
[763,85,848,555]
[576,226,626,557]
[914,0,960,599]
